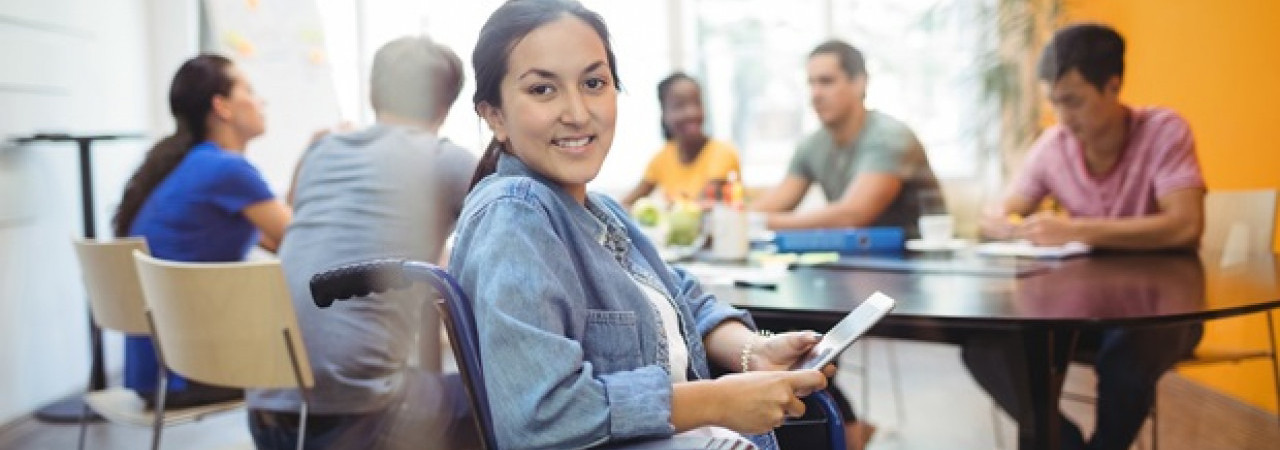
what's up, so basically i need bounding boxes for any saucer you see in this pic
[906,238,970,252]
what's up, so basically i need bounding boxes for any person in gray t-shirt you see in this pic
[246,37,478,450]
[754,40,940,239]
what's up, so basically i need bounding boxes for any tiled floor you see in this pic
[0,408,253,450]
[3,339,1276,449]
[834,338,1009,450]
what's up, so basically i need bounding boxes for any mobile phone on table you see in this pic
[790,291,896,370]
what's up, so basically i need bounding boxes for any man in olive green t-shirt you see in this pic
[754,40,940,238]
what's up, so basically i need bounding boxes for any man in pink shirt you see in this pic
[966,23,1204,450]
[983,35,1205,247]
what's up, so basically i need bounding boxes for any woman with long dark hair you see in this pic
[450,1,833,448]
[620,73,742,208]
[114,54,291,408]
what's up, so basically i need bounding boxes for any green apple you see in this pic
[667,201,703,246]
[630,198,663,227]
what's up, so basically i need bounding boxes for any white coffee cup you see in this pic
[918,214,954,244]
[711,205,749,260]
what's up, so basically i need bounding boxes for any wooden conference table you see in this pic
[695,250,1280,450]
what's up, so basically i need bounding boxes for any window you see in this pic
[317,0,999,193]
[688,0,998,185]
[316,0,673,194]
[690,0,829,187]
[831,0,997,179]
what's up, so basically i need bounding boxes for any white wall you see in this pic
[0,0,196,424]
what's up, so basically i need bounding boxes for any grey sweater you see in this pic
[248,124,476,414]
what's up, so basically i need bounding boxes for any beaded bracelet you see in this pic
[740,330,775,372]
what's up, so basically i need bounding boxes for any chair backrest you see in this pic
[415,263,498,450]
[72,238,151,335]
[1202,189,1277,254]
[132,251,314,390]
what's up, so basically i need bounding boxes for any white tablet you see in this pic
[791,291,897,371]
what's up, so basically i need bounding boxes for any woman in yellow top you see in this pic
[621,72,741,208]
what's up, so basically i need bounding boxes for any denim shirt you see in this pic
[449,154,755,449]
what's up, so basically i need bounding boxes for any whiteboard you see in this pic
[202,0,341,194]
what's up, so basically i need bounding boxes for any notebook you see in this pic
[974,241,1091,259]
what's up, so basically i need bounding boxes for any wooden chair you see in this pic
[132,251,314,450]
[71,238,243,450]
[1167,189,1280,436]
[1188,189,1278,370]
[1202,188,1277,260]
[1124,187,1278,449]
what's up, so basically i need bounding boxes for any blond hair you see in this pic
[370,36,464,123]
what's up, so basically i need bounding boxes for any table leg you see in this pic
[34,137,106,423]
[76,139,108,391]
[1016,328,1077,450]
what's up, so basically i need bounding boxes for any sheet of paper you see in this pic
[817,256,1049,277]
[679,263,787,287]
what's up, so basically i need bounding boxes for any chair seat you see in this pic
[1178,347,1273,367]
[83,387,243,427]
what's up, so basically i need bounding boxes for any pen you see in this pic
[734,279,778,290]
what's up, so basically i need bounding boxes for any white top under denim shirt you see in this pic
[629,277,690,383]
[449,154,776,449]
[630,276,746,444]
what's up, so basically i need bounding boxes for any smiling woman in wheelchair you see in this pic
[447,1,836,449]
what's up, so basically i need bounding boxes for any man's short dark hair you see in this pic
[1037,23,1125,91]
[809,40,866,79]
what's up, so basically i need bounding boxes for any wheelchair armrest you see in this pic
[309,258,409,307]
[775,389,846,450]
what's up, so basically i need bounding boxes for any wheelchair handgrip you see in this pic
[310,259,409,308]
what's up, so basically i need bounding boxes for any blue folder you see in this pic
[773,227,905,254]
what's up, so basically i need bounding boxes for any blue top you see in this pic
[130,140,274,261]
[449,154,757,449]
[124,140,274,393]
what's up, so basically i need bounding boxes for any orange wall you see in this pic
[1068,0,1280,413]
